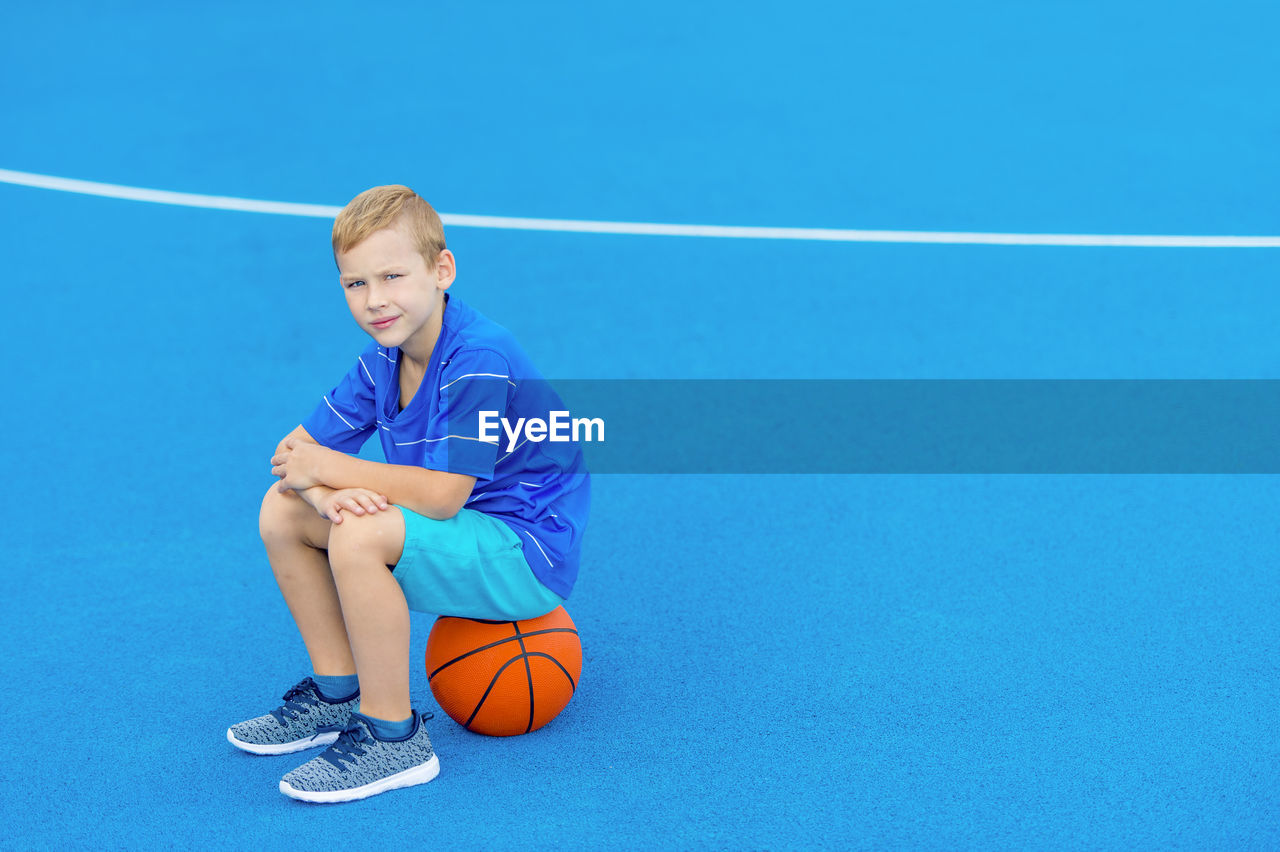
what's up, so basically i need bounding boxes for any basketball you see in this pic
[425,606,582,736]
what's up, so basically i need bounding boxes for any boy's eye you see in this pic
[346,280,365,289]
[385,273,400,280]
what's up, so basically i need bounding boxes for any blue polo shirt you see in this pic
[300,293,590,600]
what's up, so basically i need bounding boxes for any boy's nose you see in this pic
[364,284,389,309]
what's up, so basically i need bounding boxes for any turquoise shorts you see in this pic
[389,506,564,621]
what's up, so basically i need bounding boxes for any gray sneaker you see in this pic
[279,710,440,803]
[227,677,360,755]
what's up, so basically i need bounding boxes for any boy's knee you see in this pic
[259,485,315,545]
[327,508,405,569]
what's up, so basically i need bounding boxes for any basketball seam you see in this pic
[524,651,578,692]
[513,624,535,735]
[457,651,579,733]
[464,653,529,730]
[427,627,578,680]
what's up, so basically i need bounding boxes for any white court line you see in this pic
[2,167,1278,248]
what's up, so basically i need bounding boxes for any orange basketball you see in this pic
[424,606,582,737]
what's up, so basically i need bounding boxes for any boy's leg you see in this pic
[325,507,412,723]
[258,487,357,677]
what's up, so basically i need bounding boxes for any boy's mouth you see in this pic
[371,316,399,329]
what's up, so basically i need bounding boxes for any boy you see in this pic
[226,185,590,803]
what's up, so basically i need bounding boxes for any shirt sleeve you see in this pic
[422,348,512,480]
[300,345,379,453]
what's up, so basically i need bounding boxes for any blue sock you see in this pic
[312,673,359,701]
[361,712,415,740]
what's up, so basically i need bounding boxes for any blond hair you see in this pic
[332,185,446,267]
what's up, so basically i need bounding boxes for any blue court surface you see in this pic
[2,2,1278,848]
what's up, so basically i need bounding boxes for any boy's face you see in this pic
[336,221,455,359]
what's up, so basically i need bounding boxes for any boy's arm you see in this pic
[272,438,476,520]
[275,424,313,456]
[273,425,336,509]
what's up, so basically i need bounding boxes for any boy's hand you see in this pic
[271,438,335,493]
[317,488,391,524]
[289,485,334,513]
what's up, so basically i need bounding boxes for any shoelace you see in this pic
[315,712,435,773]
[319,719,376,771]
[268,678,324,727]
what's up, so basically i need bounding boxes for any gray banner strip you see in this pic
[529,380,1280,473]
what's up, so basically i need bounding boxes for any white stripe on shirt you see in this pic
[439,372,510,392]
[323,396,357,430]
[522,531,555,568]
[358,357,375,385]
[393,434,501,447]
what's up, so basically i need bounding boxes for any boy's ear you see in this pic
[435,249,457,289]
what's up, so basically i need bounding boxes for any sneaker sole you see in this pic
[226,727,341,755]
[279,753,440,803]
